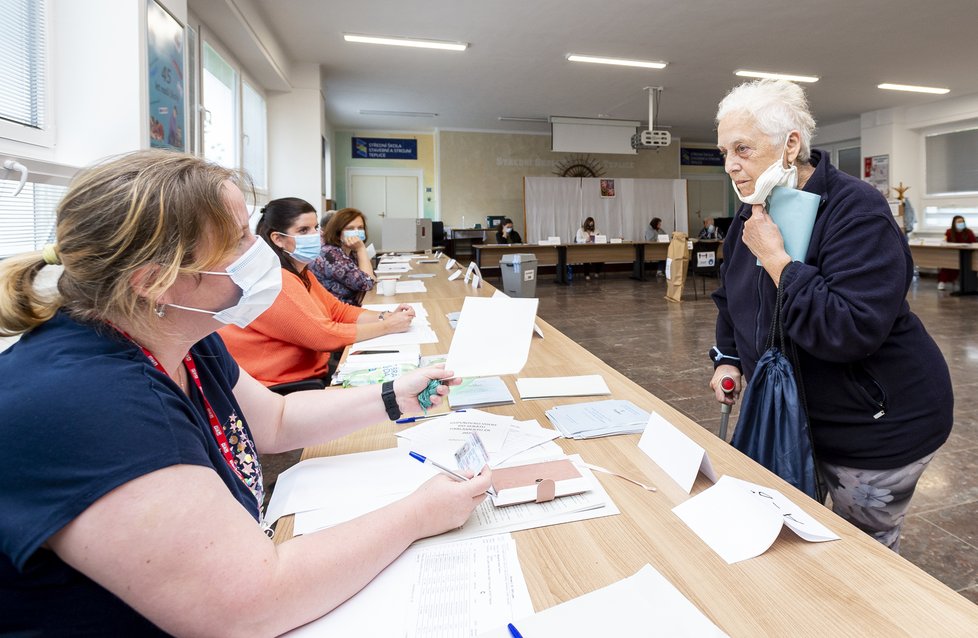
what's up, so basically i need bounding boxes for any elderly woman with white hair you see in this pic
[708,79,952,551]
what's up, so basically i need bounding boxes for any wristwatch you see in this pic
[381,380,401,420]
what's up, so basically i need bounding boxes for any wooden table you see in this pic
[909,242,978,295]
[273,259,978,636]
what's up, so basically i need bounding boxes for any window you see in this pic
[202,41,237,169]
[837,147,861,179]
[0,0,51,146]
[925,128,978,195]
[0,178,65,259]
[242,80,266,190]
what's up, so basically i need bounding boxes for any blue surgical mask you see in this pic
[343,229,367,242]
[277,232,321,263]
[956,221,966,231]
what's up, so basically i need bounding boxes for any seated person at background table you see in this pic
[710,78,952,551]
[220,197,414,388]
[937,215,976,291]
[495,217,523,244]
[574,216,603,280]
[310,207,376,305]
[0,150,489,636]
[645,217,667,276]
[698,216,724,240]
[644,216,666,242]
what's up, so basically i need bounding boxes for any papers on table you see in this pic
[673,475,840,564]
[396,280,428,294]
[546,399,649,439]
[286,534,533,638]
[478,563,729,638]
[378,254,414,263]
[445,297,538,378]
[448,376,516,409]
[516,374,610,399]
[376,262,412,273]
[638,412,717,493]
[397,409,515,454]
[350,307,438,350]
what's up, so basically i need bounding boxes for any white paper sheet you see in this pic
[396,280,428,293]
[491,290,544,337]
[516,375,611,399]
[447,269,462,281]
[377,263,412,273]
[366,243,377,259]
[672,475,840,564]
[445,297,538,378]
[447,376,516,409]
[478,563,728,638]
[285,534,533,638]
[363,302,429,319]
[397,421,561,470]
[637,412,717,493]
[396,409,514,453]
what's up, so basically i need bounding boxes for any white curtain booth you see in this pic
[524,177,688,242]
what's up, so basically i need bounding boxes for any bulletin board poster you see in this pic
[147,0,185,151]
[864,155,889,198]
[600,178,616,198]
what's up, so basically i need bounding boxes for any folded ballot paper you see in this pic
[490,458,591,507]
[546,399,650,439]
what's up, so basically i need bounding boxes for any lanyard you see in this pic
[114,327,244,482]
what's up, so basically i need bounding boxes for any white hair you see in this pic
[716,79,817,162]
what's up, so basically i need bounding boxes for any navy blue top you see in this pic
[712,150,953,469]
[0,312,262,635]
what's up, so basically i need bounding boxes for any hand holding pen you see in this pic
[407,458,494,539]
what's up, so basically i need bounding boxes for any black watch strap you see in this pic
[381,380,401,421]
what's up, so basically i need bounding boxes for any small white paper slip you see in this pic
[445,258,457,270]
[448,269,462,281]
[471,274,481,289]
[637,412,717,493]
[365,243,376,259]
[672,475,840,564]
[665,258,673,280]
[594,234,608,244]
[610,237,623,244]
[516,375,611,399]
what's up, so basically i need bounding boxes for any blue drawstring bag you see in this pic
[731,278,822,501]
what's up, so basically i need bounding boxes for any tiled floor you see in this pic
[527,269,978,604]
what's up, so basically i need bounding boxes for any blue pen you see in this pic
[396,409,466,424]
[507,623,524,638]
[408,451,469,481]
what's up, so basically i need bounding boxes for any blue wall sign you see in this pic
[681,147,724,166]
[353,137,418,160]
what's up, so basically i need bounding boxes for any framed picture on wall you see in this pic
[147,0,186,151]
[600,178,616,198]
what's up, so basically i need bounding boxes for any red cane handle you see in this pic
[719,375,736,395]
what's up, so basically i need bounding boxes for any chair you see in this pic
[267,378,327,395]
[688,241,721,300]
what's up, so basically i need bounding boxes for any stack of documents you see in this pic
[448,376,515,409]
[477,563,729,638]
[376,262,412,273]
[546,399,649,439]
[350,304,437,350]
[516,374,611,399]
[395,280,427,294]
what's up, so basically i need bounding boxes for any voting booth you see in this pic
[500,253,539,298]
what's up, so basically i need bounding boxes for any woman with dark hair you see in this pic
[310,208,376,305]
[937,215,976,291]
[219,197,414,388]
[495,218,522,244]
[574,217,603,280]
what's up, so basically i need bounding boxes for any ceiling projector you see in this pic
[635,129,672,147]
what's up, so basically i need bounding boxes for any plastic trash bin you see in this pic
[500,253,538,298]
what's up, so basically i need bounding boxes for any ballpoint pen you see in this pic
[507,623,524,638]
[396,409,465,424]
[408,451,468,481]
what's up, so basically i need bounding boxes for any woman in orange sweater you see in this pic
[220,197,414,389]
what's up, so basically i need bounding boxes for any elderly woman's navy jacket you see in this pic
[712,150,952,469]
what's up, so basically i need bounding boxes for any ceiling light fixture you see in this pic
[735,70,819,83]
[498,116,549,123]
[567,54,667,70]
[878,83,950,95]
[359,109,438,118]
[344,33,467,51]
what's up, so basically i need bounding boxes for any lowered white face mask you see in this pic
[734,135,798,205]
[167,238,283,328]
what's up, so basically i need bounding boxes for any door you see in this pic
[685,177,729,235]
[348,170,422,251]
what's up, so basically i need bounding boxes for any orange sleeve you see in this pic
[249,270,360,352]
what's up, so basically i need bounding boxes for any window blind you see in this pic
[0,178,64,259]
[0,0,47,130]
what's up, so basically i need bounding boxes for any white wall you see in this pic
[267,63,324,209]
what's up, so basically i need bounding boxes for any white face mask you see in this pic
[167,239,282,328]
[734,135,798,205]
